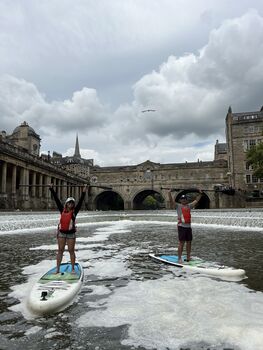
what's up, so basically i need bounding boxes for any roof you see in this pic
[12,121,40,139]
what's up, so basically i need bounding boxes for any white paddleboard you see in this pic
[27,262,84,315]
[149,253,246,280]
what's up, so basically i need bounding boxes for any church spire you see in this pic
[74,134,81,158]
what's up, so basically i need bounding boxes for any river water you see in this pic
[0,209,263,350]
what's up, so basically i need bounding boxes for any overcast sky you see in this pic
[1,0,263,166]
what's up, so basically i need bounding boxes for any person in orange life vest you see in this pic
[49,183,87,273]
[168,189,203,264]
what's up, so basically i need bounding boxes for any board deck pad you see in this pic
[40,263,81,282]
[152,254,223,269]
[159,255,205,266]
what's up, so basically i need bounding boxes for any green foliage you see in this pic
[140,193,165,210]
[142,195,158,210]
[246,141,263,179]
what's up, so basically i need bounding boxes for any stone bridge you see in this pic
[89,160,242,209]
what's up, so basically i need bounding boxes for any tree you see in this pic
[142,195,158,210]
[246,141,263,179]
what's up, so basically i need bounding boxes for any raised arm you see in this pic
[49,184,64,212]
[74,184,88,214]
[190,190,203,208]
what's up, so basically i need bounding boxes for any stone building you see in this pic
[41,135,93,179]
[0,138,86,210]
[214,140,227,161]
[225,106,263,198]
[1,121,41,156]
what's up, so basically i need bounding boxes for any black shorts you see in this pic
[178,226,192,242]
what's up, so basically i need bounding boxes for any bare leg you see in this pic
[67,238,76,273]
[178,241,185,263]
[57,237,66,273]
[186,241,192,261]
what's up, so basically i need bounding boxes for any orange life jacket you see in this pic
[178,205,191,225]
[58,209,76,232]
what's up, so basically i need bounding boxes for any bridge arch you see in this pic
[175,189,210,209]
[94,190,124,211]
[132,189,165,210]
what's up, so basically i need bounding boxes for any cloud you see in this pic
[0,75,108,134]
[132,10,263,139]
[1,8,263,165]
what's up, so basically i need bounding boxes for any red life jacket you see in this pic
[58,209,76,232]
[178,205,191,224]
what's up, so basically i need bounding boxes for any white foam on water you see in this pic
[87,257,132,279]
[0,218,132,236]
[86,299,109,309]
[193,222,263,232]
[76,275,263,350]
[87,285,112,296]
[30,244,58,251]
[77,248,116,261]
[44,329,63,339]
[0,226,55,235]
[81,262,92,269]
[8,260,56,319]
[25,326,42,335]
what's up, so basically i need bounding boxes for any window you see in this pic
[245,162,253,170]
[243,140,249,151]
[244,139,257,150]
[246,175,251,183]
[252,175,258,183]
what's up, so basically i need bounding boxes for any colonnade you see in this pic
[0,159,85,210]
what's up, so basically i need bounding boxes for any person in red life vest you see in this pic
[49,183,87,273]
[168,190,203,264]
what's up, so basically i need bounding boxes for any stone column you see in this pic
[45,175,51,197]
[0,161,7,208]
[62,181,67,202]
[54,178,58,196]
[78,185,82,201]
[32,172,36,197]
[74,185,78,201]
[39,174,43,198]
[59,179,63,200]
[11,165,17,194]
[68,184,72,198]
[45,175,51,209]
[20,167,30,209]
[124,200,132,210]
[1,161,7,194]
[23,168,29,200]
[11,164,17,208]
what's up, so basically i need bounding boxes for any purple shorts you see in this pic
[177,226,192,241]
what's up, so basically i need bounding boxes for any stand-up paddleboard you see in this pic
[27,262,84,315]
[149,254,246,280]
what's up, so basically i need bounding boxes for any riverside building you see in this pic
[225,106,263,200]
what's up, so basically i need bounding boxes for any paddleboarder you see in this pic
[49,184,87,273]
[168,189,203,263]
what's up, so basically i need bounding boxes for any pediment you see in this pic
[136,160,160,170]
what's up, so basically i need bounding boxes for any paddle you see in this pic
[160,186,235,196]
